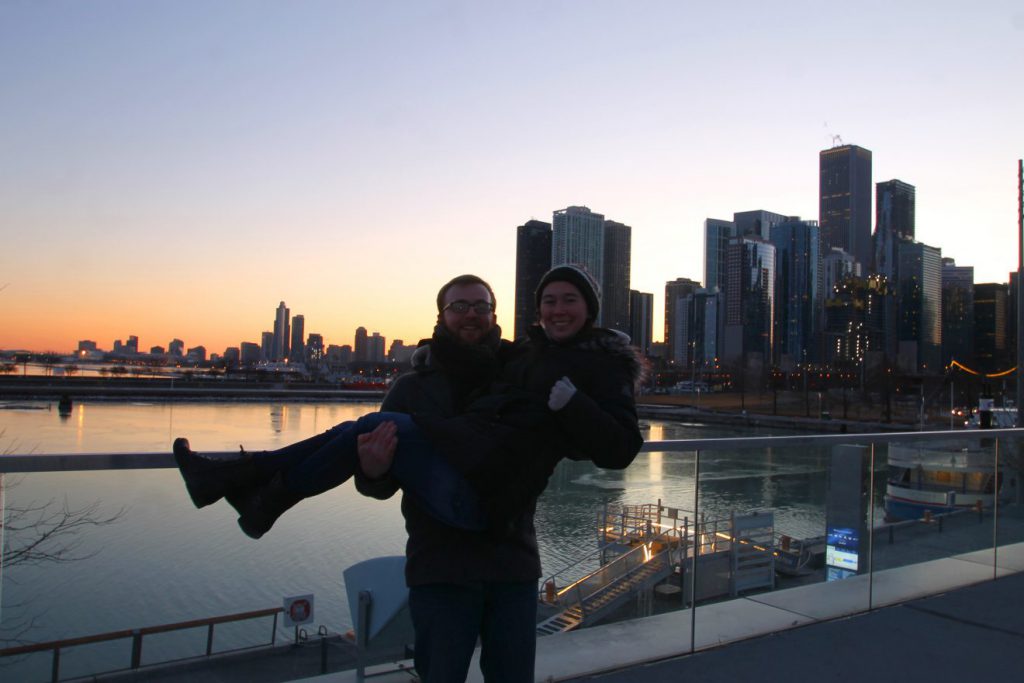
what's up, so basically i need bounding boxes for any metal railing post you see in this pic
[206,623,215,656]
[868,443,876,611]
[690,448,700,655]
[51,646,60,683]
[130,630,143,669]
[994,438,1000,580]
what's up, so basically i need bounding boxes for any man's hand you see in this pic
[358,421,398,479]
[548,376,577,411]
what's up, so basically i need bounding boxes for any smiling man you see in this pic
[355,274,540,683]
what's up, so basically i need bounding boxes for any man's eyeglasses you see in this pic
[443,300,494,315]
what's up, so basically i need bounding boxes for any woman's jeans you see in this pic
[249,412,486,530]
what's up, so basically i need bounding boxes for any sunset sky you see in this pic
[2,1,1022,354]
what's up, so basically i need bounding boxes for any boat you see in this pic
[773,534,826,576]
[884,441,1018,521]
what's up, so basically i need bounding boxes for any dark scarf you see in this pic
[429,322,503,408]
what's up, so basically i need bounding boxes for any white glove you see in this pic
[548,376,577,411]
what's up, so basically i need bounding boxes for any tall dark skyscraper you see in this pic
[770,219,823,365]
[289,314,305,363]
[602,220,632,334]
[703,218,735,292]
[896,240,942,372]
[723,236,776,364]
[876,179,915,240]
[733,210,791,241]
[874,179,916,277]
[514,219,552,339]
[628,290,653,356]
[305,333,324,368]
[974,282,1008,374]
[354,326,369,362]
[665,277,700,364]
[820,144,872,271]
[272,301,290,361]
[941,258,974,368]
[260,331,273,361]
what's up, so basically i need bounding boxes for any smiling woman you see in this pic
[537,265,600,344]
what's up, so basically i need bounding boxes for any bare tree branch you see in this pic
[1,430,127,646]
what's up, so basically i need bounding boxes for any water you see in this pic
[0,400,829,679]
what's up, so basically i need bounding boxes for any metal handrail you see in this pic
[2,427,1022,473]
[0,607,283,682]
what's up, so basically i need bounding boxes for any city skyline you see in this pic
[2,2,1022,353]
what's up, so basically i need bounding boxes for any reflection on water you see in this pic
[2,401,833,676]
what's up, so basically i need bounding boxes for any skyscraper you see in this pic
[896,240,942,372]
[823,275,886,366]
[974,282,1008,374]
[665,277,700,364]
[552,205,605,286]
[354,327,369,362]
[703,218,735,291]
[820,144,872,271]
[876,179,916,240]
[733,210,791,241]
[823,247,859,299]
[306,333,324,368]
[602,220,631,333]
[874,179,916,277]
[628,290,653,356]
[514,219,552,339]
[723,236,776,364]
[369,332,386,362]
[691,289,722,368]
[941,258,974,368]
[260,332,273,361]
[240,341,262,366]
[272,301,290,362]
[289,314,305,364]
[770,219,823,365]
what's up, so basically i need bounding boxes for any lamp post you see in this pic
[1017,159,1023,425]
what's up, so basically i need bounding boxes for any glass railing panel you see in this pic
[872,433,1003,578]
[692,438,862,626]
[994,434,1024,565]
[5,426,1024,681]
[0,466,402,682]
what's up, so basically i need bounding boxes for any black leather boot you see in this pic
[173,437,266,509]
[236,472,304,539]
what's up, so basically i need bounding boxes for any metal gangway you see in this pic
[536,503,778,635]
[536,527,679,636]
[537,503,695,635]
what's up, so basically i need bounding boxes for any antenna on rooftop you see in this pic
[831,134,844,147]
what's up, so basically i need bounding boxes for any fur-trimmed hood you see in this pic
[524,324,648,389]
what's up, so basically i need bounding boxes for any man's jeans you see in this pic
[409,581,538,683]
